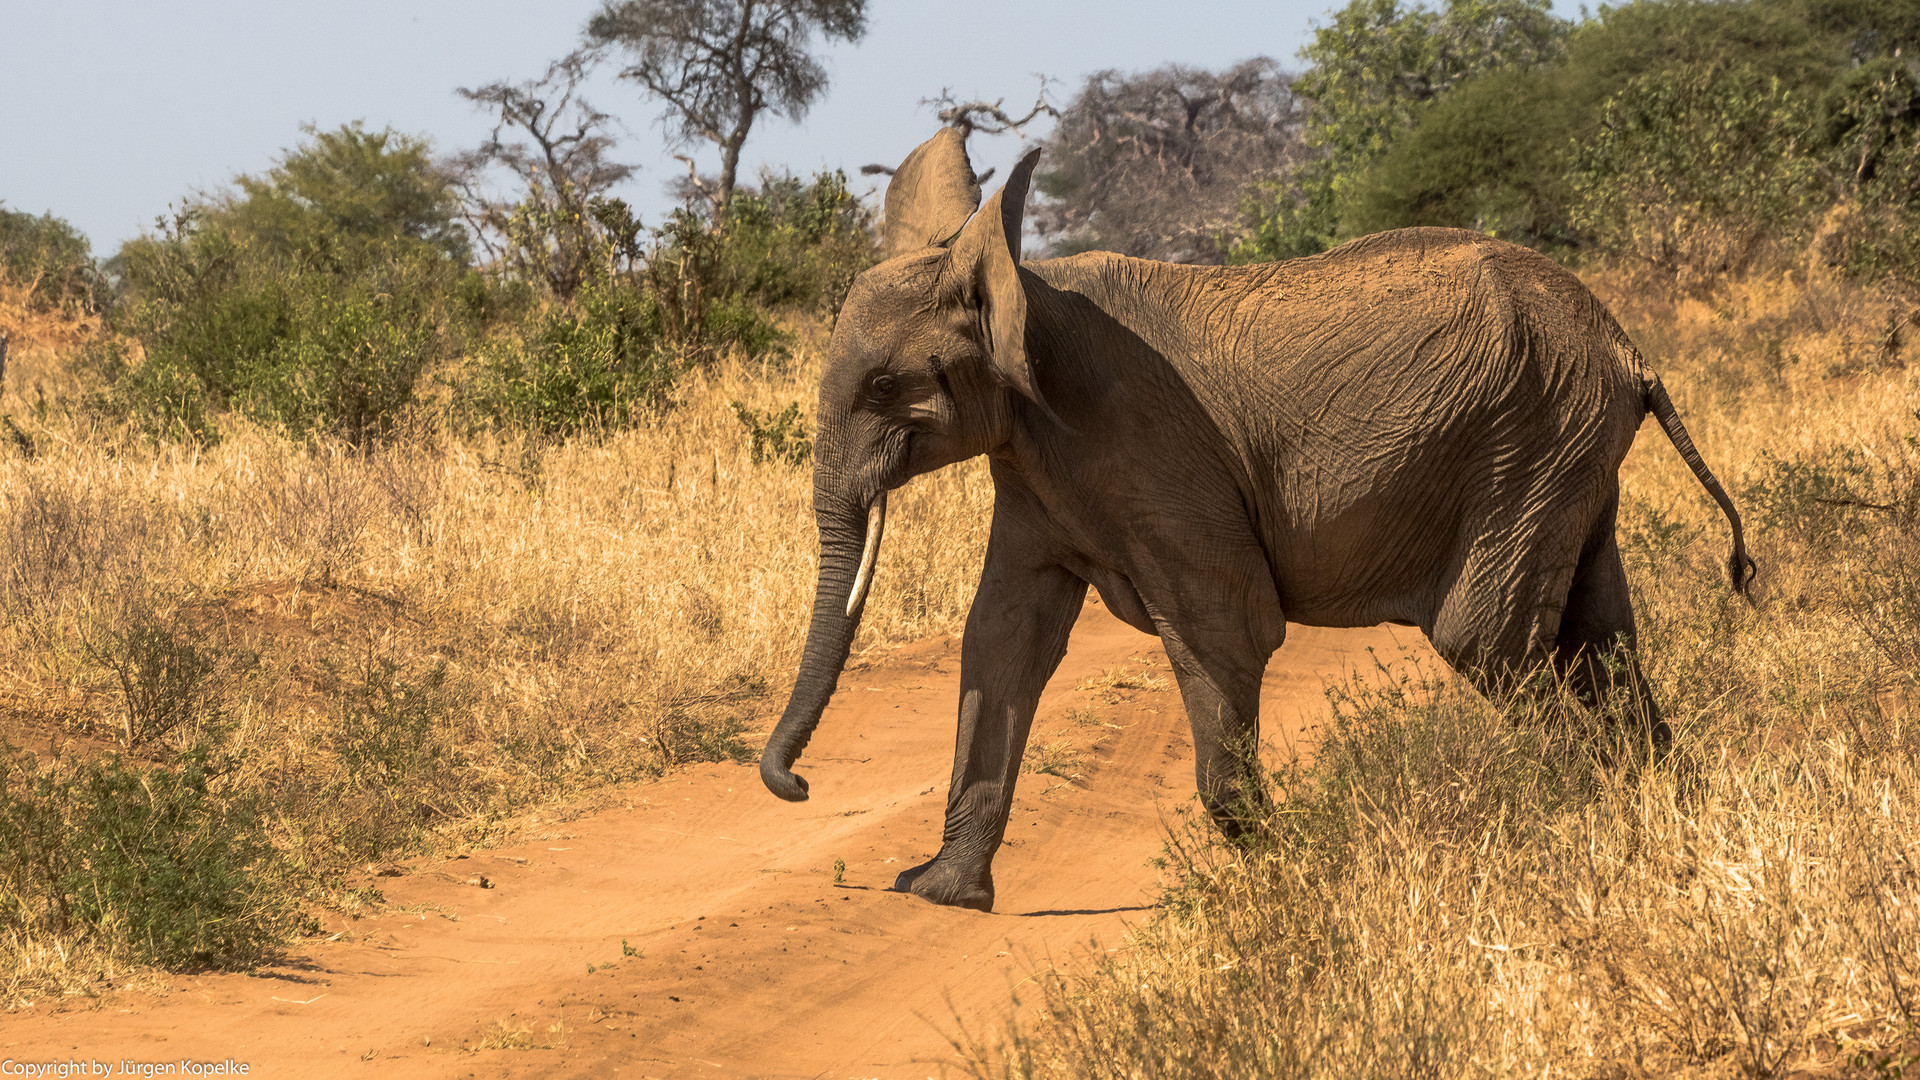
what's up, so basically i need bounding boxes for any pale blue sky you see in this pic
[1,1,1578,255]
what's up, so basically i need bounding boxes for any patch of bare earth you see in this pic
[1,603,1429,1078]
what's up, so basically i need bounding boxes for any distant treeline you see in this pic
[0,0,1914,445]
[1036,0,1920,284]
[1,120,873,446]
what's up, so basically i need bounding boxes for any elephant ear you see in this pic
[880,128,981,260]
[949,148,1048,412]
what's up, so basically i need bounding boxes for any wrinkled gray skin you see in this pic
[760,136,1755,912]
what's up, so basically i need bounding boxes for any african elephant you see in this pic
[759,128,1755,912]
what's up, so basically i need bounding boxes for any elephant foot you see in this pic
[893,854,994,912]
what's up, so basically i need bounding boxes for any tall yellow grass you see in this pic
[972,267,1920,1078]
[0,320,994,1000]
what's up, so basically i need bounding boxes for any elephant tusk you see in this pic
[846,491,888,618]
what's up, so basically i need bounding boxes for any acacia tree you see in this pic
[585,0,867,213]
[1034,60,1306,263]
[457,51,639,298]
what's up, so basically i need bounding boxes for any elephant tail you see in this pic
[1643,373,1758,598]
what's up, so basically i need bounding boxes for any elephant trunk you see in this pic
[760,492,888,801]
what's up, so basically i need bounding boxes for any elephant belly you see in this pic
[1261,482,1458,631]
[1067,559,1157,636]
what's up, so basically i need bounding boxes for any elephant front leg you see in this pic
[894,554,1086,912]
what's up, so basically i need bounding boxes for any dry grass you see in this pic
[1021,737,1087,782]
[968,266,1920,1079]
[1074,666,1171,704]
[465,1018,560,1052]
[0,315,993,1003]
[0,277,99,361]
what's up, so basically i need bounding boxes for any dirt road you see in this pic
[3,602,1428,1079]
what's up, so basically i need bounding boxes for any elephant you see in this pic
[758,128,1756,912]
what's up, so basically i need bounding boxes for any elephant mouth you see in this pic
[878,430,918,491]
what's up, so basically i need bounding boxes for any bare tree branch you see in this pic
[923,79,1059,137]
[456,49,639,296]
[1033,59,1308,264]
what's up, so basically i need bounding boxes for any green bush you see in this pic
[1339,66,1579,245]
[0,205,103,312]
[1230,0,1570,261]
[95,128,869,446]
[321,654,471,861]
[1816,57,1920,277]
[1228,0,1920,277]
[1560,0,1844,101]
[111,229,467,444]
[700,295,788,358]
[730,399,813,465]
[465,283,680,437]
[84,600,254,748]
[103,124,476,445]
[332,657,460,793]
[1569,63,1825,281]
[1742,447,1899,547]
[84,338,221,444]
[642,209,792,362]
[218,121,470,268]
[461,203,802,442]
[716,170,876,315]
[0,746,294,969]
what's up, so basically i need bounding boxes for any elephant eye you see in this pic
[868,373,898,400]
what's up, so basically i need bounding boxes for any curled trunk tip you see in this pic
[761,759,810,801]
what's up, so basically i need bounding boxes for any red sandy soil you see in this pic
[2,601,1430,1079]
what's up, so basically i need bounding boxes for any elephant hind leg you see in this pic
[1427,497,1668,755]
[1553,523,1668,751]
[1424,544,1574,705]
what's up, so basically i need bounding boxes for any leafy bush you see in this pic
[1559,0,1843,101]
[111,227,468,444]
[465,283,679,437]
[218,121,470,268]
[94,127,867,447]
[0,747,294,969]
[1742,437,1920,679]
[1230,0,1570,261]
[714,170,876,314]
[318,653,473,861]
[1225,0,1920,281]
[638,208,790,359]
[0,205,103,313]
[731,400,813,465]
[700,295,788,358]
[84,600,254,748]
[83,339,221,444]
[1338,66,1578,245]
[332,656,461,793]
[1742,447,1901,547]
[1569,64,1825,285]
[1816,57,1920,277]
[103,124,476,445]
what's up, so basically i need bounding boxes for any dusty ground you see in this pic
[1,600,1429,1079]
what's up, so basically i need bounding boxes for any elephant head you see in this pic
[758,132,1048,802]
